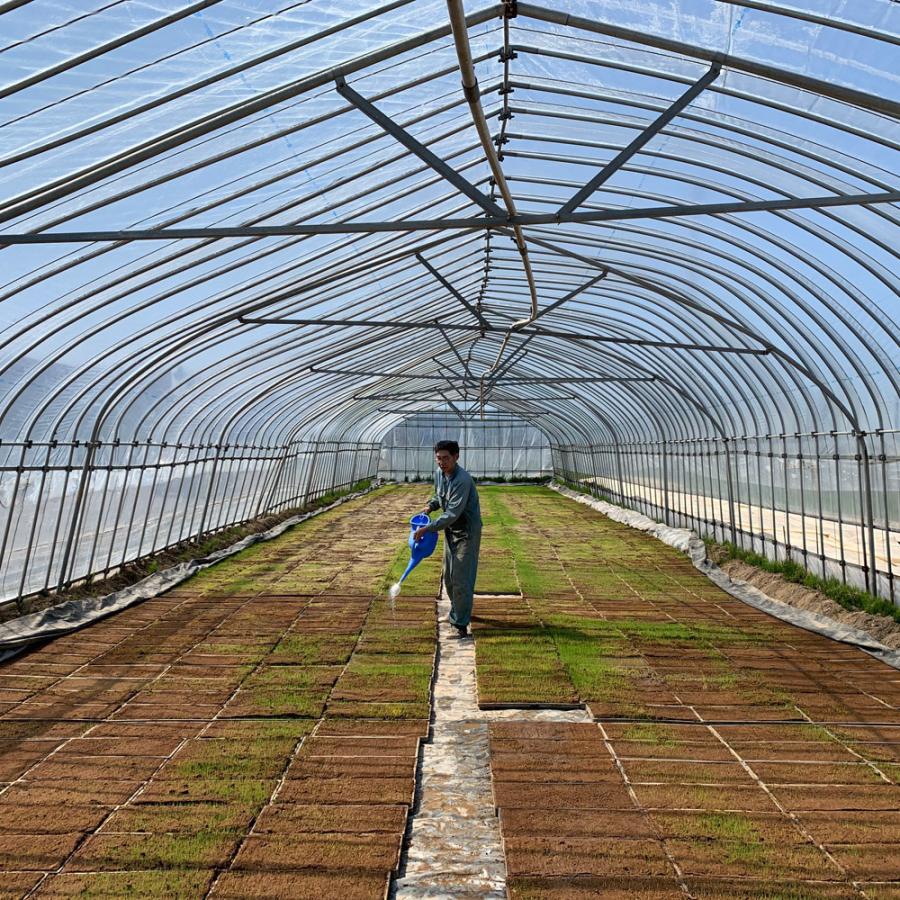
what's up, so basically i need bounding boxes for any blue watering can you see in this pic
[390,514,438,596]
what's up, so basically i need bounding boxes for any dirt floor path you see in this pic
[2,484,900,898]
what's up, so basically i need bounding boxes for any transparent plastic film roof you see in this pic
[0,0,897,606]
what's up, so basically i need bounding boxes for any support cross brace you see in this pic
[558,61,721,216]
[335,76,506,219]
[417,253,490,327]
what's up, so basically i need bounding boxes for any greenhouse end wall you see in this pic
[378,412,552,481]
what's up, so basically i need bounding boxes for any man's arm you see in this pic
[424,475,471,532]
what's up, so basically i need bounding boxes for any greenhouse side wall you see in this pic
[553,430,899,606]
[0,439,380,607]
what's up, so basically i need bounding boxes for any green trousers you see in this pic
[444,528,481,628]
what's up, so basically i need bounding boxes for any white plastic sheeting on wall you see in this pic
[379,410,550,480]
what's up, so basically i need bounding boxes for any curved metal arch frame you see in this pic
[0,0,897,604]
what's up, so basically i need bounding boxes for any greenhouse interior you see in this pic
[0,0,898,897]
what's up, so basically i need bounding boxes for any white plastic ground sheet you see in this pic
[394,591,590,898]
[0,482,382,660]
[550,483,900,672]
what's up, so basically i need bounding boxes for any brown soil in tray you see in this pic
[748,761,885,785]
[685,876,858,898]
[0,832,83,870]
[507,875,683,898]
[317,718,429,738]
[489,723,600,741]
[25,757,162,782]
[6,780,138,805]
[277,776,414,806]
[110,702,223,720]
[54,736,179,757]
[492,766,619,785]
[101,802,255,835]
[202,719,315,740]
[34,869,215,898]
[69,830,240,871]
[299,736,420,756]
[768,783,900,811]
[254,803,407,835]
[232,832,401,872]
[0,802,108,834]
[622,759,756,785]
[727,741,861,763]
[209,869,390,899]
[630,784,775,813]
[665,836,836,880]
[503,836,673,878]
[492,781,633,811]
[500,808,654,839]
[612,741,735,761]
[797,810,900,843]
[288,758,415,780]
[822,843,900,880]
[0,873,43,896]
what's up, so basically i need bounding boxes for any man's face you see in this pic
[435,450,458,475]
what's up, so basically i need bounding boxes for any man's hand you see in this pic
[413,526,428,543]
[421,505,432,514]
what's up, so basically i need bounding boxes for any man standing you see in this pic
[413,440,482,637]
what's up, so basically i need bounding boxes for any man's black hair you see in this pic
[434,440,460,456]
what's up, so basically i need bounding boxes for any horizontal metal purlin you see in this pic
[311,366,655,382]
[335,77,506,219]
[242,315,767,354]
[354,391,579,400]
[5,190,896,243]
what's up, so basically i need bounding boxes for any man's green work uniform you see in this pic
[424,464,482,629]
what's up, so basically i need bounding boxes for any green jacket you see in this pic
[425,464,482,541]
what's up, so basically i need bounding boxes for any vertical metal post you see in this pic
[123,441,154,567]
[43,442,77,591]
[303,443,320,506]
[17,442,52,609]
[797,434,809,569]
[58,440,99,591]
[724,437,737,545]
[0,443,29,608]
[812,434,826,580]
[613,441,626,505]
[196,444,223,539]
[876,431,895,605]
[661,439,670,526]
[103,441,138,574]
[857,431,878,596]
